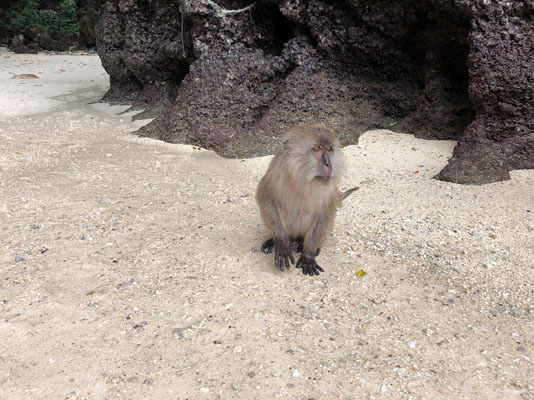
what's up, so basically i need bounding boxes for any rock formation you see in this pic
[95,0,533,184]
[78,0,98,49]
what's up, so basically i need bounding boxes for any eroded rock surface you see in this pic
[95,0,533,184]
[436,1,534,184]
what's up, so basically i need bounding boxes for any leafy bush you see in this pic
[58,0,79,38]
[0,0,79,39]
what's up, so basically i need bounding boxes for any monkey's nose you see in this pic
[322,152,330,167]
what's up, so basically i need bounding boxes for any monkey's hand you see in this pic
[274,237,295,272]
[296,253,324,276]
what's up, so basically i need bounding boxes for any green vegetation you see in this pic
[0,0,78,39]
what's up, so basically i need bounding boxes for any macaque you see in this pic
[256,124,357,276]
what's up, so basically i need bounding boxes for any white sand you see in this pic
[0,51,533,399]
[0,50,108,117]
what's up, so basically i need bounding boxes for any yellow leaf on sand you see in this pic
[356,269,366,278]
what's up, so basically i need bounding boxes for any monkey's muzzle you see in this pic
[321,152,333,178]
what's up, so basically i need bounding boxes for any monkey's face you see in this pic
[311,143,334,180]
[282,124,343,184]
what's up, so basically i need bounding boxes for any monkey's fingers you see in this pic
[281,249,295,271]
[283,254,290,272]
[309,263,324,275]
[274,246,286,272]
[274,243,295,272]
[296,255,324,276]
[275,248,282,271]
[275,251,291,272]
[287,251,295,269]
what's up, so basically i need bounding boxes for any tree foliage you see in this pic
[0,0,79,39]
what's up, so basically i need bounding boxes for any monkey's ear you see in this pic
[283,140,290,150]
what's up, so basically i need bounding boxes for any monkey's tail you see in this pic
[341,186,359,201]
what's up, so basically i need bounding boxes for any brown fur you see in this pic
[256,124,356,276]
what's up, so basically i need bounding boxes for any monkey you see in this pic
[255,124,358,276]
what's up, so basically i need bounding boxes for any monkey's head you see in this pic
[283,124,343,184]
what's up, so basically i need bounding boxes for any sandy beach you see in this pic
[0,51,533,399]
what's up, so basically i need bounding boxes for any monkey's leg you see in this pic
[294,237,320,256]
[261,238,274,254]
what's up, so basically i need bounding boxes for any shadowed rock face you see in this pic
[436,1,534,184]
[95,0,191,109]
[95,0,533,184]
[78,0,98,49]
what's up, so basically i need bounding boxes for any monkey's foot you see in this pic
[296,254,324,276]
[274,238,295,272]
[261,238,274,254]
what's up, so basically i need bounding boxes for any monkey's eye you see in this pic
[326,146,333,152]
[312,146,320,152]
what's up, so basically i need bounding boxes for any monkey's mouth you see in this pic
[314,175,332,182]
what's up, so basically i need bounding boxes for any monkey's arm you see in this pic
[259,199,295,272]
